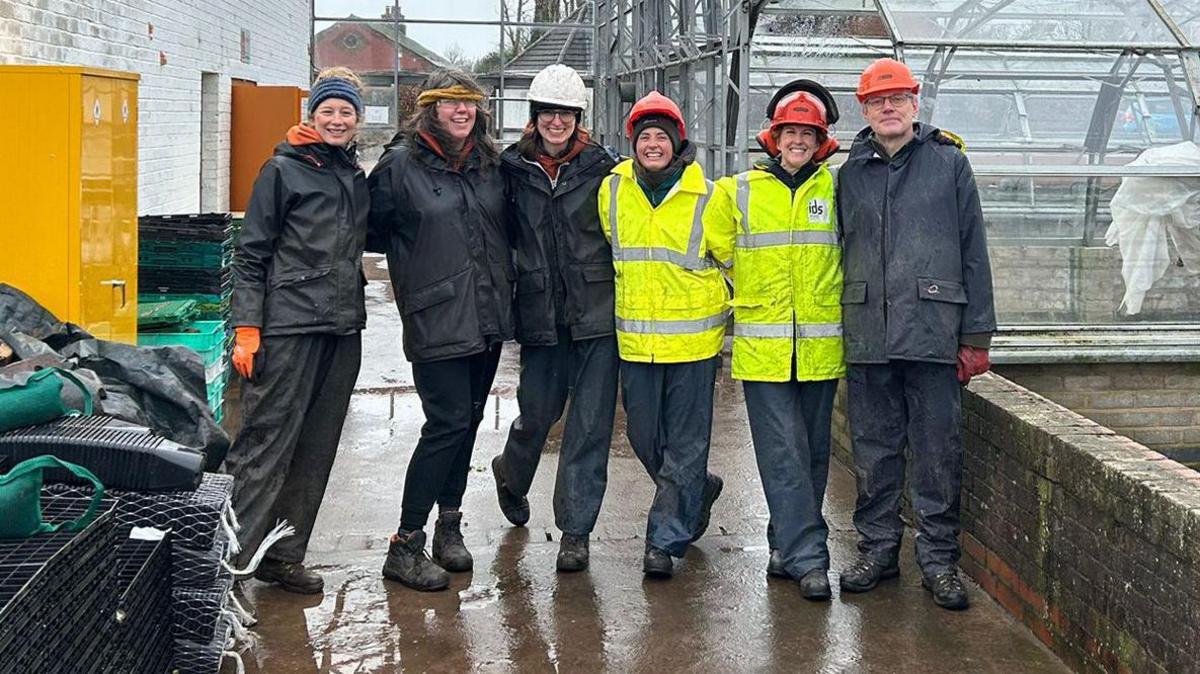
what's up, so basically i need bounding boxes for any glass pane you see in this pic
[880,0,1181,46]
[1157,0,1200,46]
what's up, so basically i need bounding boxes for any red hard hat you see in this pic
[625,90,686,140]
[756,91,831,159]
[856,58,920,102]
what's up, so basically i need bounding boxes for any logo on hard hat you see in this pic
[879,74,893,81]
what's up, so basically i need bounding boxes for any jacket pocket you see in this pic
[917,277,967,304]
[404,273,459,314]
[516,271,546,295]
[514,269,553,342]
[841,281,867,305]
[263,266,335,328]
[581,263,614,284]
[402,268,479,354]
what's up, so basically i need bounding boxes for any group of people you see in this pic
[223,57,995,613]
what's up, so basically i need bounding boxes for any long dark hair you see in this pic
[515,120,589,160]
[402,68,499,168]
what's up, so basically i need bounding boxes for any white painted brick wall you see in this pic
[0,0,310,214]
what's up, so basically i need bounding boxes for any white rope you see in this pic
[228,592,257,627]
[221,510,243,556]
[221,519,296,578]
[225,497,242,532]
[220,650,246,674]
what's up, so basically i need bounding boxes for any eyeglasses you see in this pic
[436,99,478,110]
[864,93,914,111]
[537,109,576,122]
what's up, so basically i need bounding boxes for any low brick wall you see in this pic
[831,373,1200,673]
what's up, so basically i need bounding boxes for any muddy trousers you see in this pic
[399,345,503,533]
[225,332,362,565]
[620,356,719,557]
[500,329,619,536]
[744,378,838,578]
[847,360,963,576]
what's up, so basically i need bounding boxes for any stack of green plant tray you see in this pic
[137,299,198,330]
[137,320,228,423]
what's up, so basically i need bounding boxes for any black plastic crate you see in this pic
[173,529,229,589]
[171,573,234,643]
[171,611,232,674]
[100,532,175,673]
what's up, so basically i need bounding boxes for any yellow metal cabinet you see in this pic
[0,66,139,343]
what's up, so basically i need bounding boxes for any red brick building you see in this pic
[314,8,447,84]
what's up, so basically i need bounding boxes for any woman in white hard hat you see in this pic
[491,64,620,572]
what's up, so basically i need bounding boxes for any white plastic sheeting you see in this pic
[1105,141,1200,315]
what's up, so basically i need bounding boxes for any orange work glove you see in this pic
[956,345,990,385]
[232,326,261,381]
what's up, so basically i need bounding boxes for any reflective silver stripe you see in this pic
[607,174,622,252]
[687,179,714,260]
[736,174,751,234]
[732,321,844,339]
[618,247,716,271]
[735,230,839,248]
[616,310,730,335]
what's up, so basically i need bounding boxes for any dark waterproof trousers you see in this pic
[500,328,619,535]
[744,378,838,578]
[620,356,719,557]
[400,345,503,533]
[847,360,963,576]
[226,332,362,565]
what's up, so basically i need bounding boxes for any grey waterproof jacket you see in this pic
[367,135,514,363]
[502,142,618,345]
[232,139,368,337]
[836,123,996,364]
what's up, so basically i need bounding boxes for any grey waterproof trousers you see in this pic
[500,329,619,535]
[225,332,361,565]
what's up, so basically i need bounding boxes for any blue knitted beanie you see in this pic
[308,77,363,117]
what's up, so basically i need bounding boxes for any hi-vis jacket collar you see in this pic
[612,158,709,195]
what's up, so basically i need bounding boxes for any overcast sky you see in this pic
[315,1,508,61]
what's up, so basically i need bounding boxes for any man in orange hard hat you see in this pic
[836,58,996,610]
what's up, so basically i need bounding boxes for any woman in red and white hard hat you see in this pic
[707,80,844,600]
[597,91,730,579]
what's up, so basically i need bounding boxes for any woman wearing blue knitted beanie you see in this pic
[225,67,369,594]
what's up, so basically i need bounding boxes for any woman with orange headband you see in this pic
[367,69,512,592]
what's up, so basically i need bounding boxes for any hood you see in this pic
[275,124,357,169]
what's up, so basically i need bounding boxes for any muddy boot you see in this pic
[492,455,530,526]
[798,569,832,601]
[691,473,724,542]
[923,571,969,610]
[839,554,899,593]
[556,534,589,573]
[382,531,450,592]
[431,511,473,572]
[254,559,324,595]
[643,547,673,579]
[766,550,789,578]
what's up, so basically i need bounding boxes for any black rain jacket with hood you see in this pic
[232,125,369,336]
[836,122,996,364]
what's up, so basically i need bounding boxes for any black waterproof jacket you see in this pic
[502,142,618,345]
[836,122,996,365]
[367,135,514,363]
[232,137,368,336]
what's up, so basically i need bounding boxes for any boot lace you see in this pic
[930,573,964,595]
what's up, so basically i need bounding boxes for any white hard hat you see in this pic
[528,64,588,111]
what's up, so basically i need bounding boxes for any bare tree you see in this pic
[442,43,475,71]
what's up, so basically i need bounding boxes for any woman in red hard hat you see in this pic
[706,80,844,601]
[597,91,730,579]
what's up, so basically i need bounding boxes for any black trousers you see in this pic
[847,360,963,576]
[400,345,502,532]
[225,332,361,565]
[500,329,618,535]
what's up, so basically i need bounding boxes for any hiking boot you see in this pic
[643,547,673,578]
[798,569,832,601]
[254,559,324,595]
[432,511,473,572]
[382,531,450,592]
[492,455,530,526]
[556,533,590,573]
[839,555,900,593]
[923,571,969,610]
[766,549,789,579]
[691,473,724,542]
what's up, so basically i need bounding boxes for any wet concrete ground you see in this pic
[225,259,1068,673]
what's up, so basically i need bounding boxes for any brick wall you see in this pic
[0,0,310,214]
[998,363,1200,462]
[831,374,1200,673]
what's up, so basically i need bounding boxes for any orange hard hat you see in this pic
[756,91,831,159]
[625,90,686,140]
[856,58,920,102]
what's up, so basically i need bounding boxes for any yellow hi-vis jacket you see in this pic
[706,164,845,382]
[598,159,731,363]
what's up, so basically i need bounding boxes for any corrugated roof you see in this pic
[501,3,592,75]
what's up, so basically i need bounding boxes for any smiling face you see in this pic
[635,126,674,171]
[536,109,577,154]
[311,98,359,147]
[776,124,819,171]
[435,99,478,144]
[862,88,918,143]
